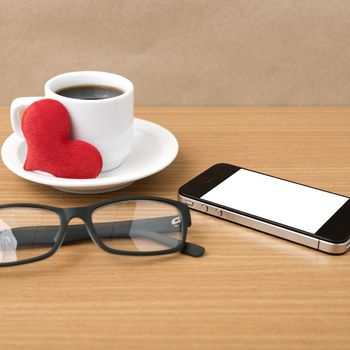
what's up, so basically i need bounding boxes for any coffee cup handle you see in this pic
[10,97,44,138]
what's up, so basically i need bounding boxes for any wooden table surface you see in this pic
[0,106,349,350]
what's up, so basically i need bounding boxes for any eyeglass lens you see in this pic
[0,207,60,264]
[91,200,183,253]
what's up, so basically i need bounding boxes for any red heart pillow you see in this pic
[22,99,103,179]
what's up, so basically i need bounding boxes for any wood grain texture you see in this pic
[0,107,349,350]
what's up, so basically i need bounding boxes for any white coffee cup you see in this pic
[10,71,134,172]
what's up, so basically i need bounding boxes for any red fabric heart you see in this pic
[22,99,103,179]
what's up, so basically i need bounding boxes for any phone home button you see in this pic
[201,204,208,212]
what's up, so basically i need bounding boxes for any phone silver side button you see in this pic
[201,204,208,212]
[216,209,223,217]
[185,200,193,206]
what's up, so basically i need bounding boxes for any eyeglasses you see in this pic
[0,196,204,266]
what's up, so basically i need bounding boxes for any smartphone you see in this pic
[178,163,350,254]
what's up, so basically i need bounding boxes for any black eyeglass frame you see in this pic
[0,196,204,267]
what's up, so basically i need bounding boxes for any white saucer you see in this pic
[1,118,178,194]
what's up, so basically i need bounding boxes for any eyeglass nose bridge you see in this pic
[63,207,90,221]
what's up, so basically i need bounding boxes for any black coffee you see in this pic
[56,85,124,100]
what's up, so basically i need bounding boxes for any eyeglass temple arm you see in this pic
[64,217,204,257]
[10,216,204,257]
[79,217,203,257]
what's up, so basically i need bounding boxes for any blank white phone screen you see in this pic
[201,169,348,233]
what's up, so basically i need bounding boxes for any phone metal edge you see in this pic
[178,193,350,255]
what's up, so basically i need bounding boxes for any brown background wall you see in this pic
[1,0,350,106]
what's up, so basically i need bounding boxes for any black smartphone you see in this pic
[178,163,350,254]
